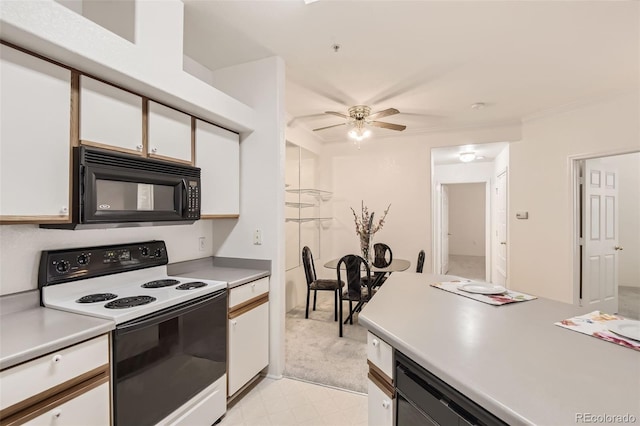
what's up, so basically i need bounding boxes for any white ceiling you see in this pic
[183,1,639,144]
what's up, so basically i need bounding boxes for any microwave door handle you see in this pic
[181,179,188,215]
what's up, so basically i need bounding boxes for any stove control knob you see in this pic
[77,254,90,265]
[154,249,163,258]
[55,261,70,273]
[140,246,150,257]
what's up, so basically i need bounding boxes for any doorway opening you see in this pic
[431,142,509,283]
[442,183,486,280]
[572,150,640,319]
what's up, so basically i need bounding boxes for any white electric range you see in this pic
[39,240,228,426]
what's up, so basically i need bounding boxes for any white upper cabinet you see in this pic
[79,75,143,154]
[0,44,71,222]
[195,119,240,217]
[147,100,192,164]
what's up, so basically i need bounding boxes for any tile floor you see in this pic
[219,377,368,426]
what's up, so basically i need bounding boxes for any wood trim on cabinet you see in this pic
[228,293,269,319]
[79,140,143,156]
[148,153,193,166]
[142,97,149,157]
[0,364,109,423]
[200,214,240,220]
[191,116,196,167]
[0,216,70,225]
[367,360,394,399]
[70,72,80,148]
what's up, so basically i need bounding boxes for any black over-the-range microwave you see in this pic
[42,147,201,230]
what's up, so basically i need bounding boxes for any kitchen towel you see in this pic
[431,281,537,306]
[555,311,640,351]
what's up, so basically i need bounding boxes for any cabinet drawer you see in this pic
[0,335,109,411]
[229,277,269,309]
[367,332,393,380]
[22,381,110,426]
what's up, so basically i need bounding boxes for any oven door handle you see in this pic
[115,289,226,335]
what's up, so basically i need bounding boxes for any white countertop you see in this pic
[359,272,640,425]
[0,292,114,370]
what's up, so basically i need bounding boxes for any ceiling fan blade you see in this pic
[368,108,400,120]
[325,111,349,119]
[369,121,407,131]
[313,123,347,132]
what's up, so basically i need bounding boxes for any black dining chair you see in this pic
[302,246,344,321]
[416,250,425,273]
[369,243,393,286]
[336,254,373,337]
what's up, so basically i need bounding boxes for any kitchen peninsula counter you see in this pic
[0,291,114,370]
[168,256,270,289]
[359,273,640,425]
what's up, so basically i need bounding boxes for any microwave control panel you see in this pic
[186,180,200,219]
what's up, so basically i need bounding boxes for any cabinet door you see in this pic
[147,100,192,164]
[228,302,269,396]
[0,44,71,222]
[195,120,240,217]
[368,379,394,426]
[23,382,110,426]
[79,75,143,154]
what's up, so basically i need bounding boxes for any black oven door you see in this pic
[112,290,227,426]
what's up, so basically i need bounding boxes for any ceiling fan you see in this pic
[312,105,407,139]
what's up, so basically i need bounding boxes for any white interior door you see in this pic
[582,159,619,313]
[441,185,450,274]
[495,170,508,286]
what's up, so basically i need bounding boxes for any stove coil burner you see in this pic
[141,279,181,288]
[104,296,156,309]
[176,281,208,290]
[76,293,118,303]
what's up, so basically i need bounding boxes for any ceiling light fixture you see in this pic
[471,102,486,110]
[459,152,476,162]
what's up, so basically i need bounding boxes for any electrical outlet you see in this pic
[254,229,262,245]
[199,237,206,251]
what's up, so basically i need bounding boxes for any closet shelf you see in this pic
[285,217,333,223]
[285,202,315,208]
[285,188,332,201]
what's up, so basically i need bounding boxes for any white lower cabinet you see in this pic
[0,334,110,426]
[227,278,269,397]
[367,332,394,426]
[368,378,394,426]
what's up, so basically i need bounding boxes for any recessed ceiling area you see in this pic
[183,1,639,143]
[432,142,509,166]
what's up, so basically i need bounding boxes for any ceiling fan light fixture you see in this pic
[348,127,371,141]
[459,152,476,162]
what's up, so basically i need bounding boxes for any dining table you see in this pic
[323,257,411,287]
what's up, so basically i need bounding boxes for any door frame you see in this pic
[432,179,492,280]
[570,148,639,307]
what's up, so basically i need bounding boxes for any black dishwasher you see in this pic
[395,351,508,426]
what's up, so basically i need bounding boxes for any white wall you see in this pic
[206,56,286,379]
[0,222,214,295]
[446,183,486,256]
[321,124,521,274]
[511,92,639,303]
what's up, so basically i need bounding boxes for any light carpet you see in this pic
[284,292,368,394]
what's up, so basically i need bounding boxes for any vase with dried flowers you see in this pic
[350,201,391,263]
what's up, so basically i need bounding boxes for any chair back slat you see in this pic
[416,250,425,273]
[302,246,317,286]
